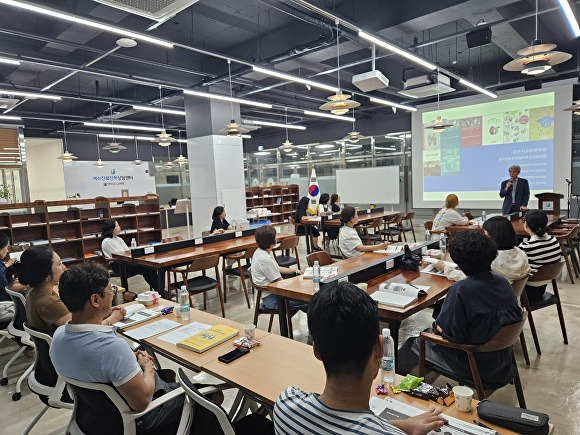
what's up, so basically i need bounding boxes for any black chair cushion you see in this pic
[528,291,558,310]
[258,303,299,317]
[423,360,518,391]
[402,225,413,231]
[380,229,399,236]
[225,264,251,277]
[275,255,297,267]
[362,233,382,240]
[185,276,218,292]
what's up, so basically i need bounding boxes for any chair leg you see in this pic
[467,353,486,400]
[23,404,50,435]
[268,315,274,332]
[285,301,293,340]
[2,345,26,380]
[240,276,251,309]
[215,267,225,318]
[512,352,527,409]
[561,247,575,284]
[15,361,34,396]
[552,280,568,345]
[519,332,530,366]
[410,221,416,242]
[294,247,301,270]
[418,337,426,376]
[222,260,228,304]
[526,310,541,354]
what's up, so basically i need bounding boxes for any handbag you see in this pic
[477,399,549,435]
[400,244,420,271]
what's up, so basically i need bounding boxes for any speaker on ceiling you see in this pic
[524,79,542,91]
[466,26,492,48]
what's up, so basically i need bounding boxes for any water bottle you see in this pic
[312,260,321,292]
[130,238,137,249]
[179,286,190,321]
[481,210,487,222]
[232,220,236,230]
[439,236,447,255]
[425,229,431,241]
[381,328,395,384]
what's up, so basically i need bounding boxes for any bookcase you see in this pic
[245,185,299,223]
[0,195,161,265]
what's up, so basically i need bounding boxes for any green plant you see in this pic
[0,185,11,200]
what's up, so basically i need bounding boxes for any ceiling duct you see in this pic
[93,0,199,21]
[398,72,455,99]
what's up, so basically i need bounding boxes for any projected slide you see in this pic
[421,92,554,201]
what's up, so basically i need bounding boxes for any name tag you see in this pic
[386,259,394,270]
[194,238,203,245]
[144,246,154,254]
[367,209,371,214]
[235,231,243,237]
[338,276,349,283]
[421,247,427,255]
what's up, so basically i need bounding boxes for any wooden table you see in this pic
[112,233,293,297]
[446,214,563,236]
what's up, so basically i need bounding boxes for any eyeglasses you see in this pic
[100,284,115,296]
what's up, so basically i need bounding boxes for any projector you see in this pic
[352,70,390,92]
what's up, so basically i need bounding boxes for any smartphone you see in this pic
[218,347,250,364]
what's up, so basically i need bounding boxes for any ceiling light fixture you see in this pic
[151,86,177,147]
[164,145,175,168]
[458,79,497,98]
[56,121,77,162]
[0,89,61,100]
[2,0,173,48]
[174,131,188,165]
[84,122,164,132]
[252,66,339,93]
[319,20,360,116]
[94,135,105,168]
[557,0,580,37]
[218,60,251,137]
[0,57,20,66]
[132,105,186,116]
[503,0,572,75]
[280,108,295,153]
[303,110,354,122]
[368,97,417,111]
[251,120,306,130]
[133,137,142,166]
[425,69,453,133]
[103,103,127,154]
[183,90,272,109]
[343,106,364,143]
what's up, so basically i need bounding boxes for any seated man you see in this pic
[398,231,523,384]
[339,206,389,258]
[50,263,185,434]
[274,281,447,435]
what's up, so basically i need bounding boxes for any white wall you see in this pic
[26,138,66,201]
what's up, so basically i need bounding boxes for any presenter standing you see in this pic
[500,165,529,214]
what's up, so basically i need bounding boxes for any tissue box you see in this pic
[137,291,160,306]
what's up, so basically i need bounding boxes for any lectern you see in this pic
[535,193,564,215]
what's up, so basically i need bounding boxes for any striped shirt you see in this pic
[274,387,405,435]
[519,234,561,275]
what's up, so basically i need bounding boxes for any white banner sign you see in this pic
[63,161,156,198]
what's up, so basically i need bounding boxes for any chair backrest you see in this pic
[6,287,27,336]
[162,236,184,243]
[388,213,404,225]
[306,251,334,267]
[472,311,528,353]
[510,276,529,298]
[242,245,257,260]
[275,235,299,251]
[528,260,565,282]
[424,220,433,231]
[177,368,235,435]
[201,230,211,237]
[370,218,383,230]
[188,254,221,273]
[402,211,415,221]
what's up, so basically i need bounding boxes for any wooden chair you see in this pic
[464,212,474,221]
[161,236,186,299]
[272,235,301,270]
[400,212,417,242]
[380,213,403,242]
[510,276,531,366]
[306,251,334,267]
[423,220,446,238]
[222,247,257,309]
[520,261,567,355]
[419,312,528,409]
[248,270,297,339]
[358,218,383,245]
[548,226,580,282]
[170,254,225,317]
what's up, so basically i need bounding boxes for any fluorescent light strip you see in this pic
[183,90,272,109]
[458,79,497,99]
[358,31,437,71]
[253,66,339,93]
[0,115,21,120]
[251,120,306,130]
[369,97,417,111]
[303,110,354,122]
[0,57,20,66]
[375,146,397,150]
[0,89,61,100]
[98,134,137,140]
[135,136,156,141]
[0,152,21,155]
[132,105,186,116]
[84,122,164,132]
[241,134,252,139]
[177,139,187,143]
[557,0,580,37]
[2,0,173,48]
[42,71,77,91]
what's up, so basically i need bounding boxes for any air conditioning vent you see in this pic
[93,0,199,21]
[0,98,20,110]
[398,72,455,99]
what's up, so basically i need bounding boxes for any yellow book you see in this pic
[176,325,239,353]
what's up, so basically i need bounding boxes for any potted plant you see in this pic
[0,185,11,203]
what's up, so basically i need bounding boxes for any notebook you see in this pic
[113,304,160,328]
[370,283,429,308]
[176,325,239,353]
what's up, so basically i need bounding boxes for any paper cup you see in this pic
[243,324,256,340]
[357,283,368,291]
[452,386,474,412]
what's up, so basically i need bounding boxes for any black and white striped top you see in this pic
[518,234,562,275]
[274,387,405,435]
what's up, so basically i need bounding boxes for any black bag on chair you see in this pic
[400,244,420,271]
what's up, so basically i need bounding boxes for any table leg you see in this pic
[388,319,402,372]
[157,267,167,299]
[305,225,311,254]
[119,262,129,290]
[276,295,289,337]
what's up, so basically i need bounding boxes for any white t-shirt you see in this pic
[250,248,281,299]
[101,237,129,259]
[339,226,363,258]
[432,207,468,232]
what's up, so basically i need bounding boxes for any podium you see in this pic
[535,193,564,215]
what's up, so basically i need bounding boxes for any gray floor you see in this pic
[1,223,578,434]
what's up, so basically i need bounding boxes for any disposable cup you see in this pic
[452,386,474,412]
[243,324,256,340]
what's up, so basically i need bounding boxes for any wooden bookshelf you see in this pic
[245,185,299,223]
[0,195,161,264]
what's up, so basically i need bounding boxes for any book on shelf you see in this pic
[303,266,339,279]
[370,283,429,308]
[113,304,160,328]
[176,324,239,353]
[12,222,29,228]
[29,239,50,246]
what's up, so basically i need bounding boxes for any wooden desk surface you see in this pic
[113,233,293,268]
[446,214,562,236]
[301,210,401,227]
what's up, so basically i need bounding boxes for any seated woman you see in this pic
[210,206,233,234]
[398,231,522,384]
[338,206,389,258]
[435,216,530,283]
[518,209,562,301]
[330,193,341,213]
[324,194,340,241]
[8,245,124,335]
[101,219,159,291]
[251,225,308,312]
[317,193,332,216]
[0,233,27,300]
[294,196,321,251]
[432,194,468,233]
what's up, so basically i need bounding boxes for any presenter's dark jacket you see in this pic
[210,218,230,233]
[499,177,529,214]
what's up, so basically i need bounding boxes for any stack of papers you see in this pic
[113,304,160,328]
[370,283,429,308]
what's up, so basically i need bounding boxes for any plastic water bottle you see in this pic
[425,229,431,241]
[130,238,137,249]
[439,236,447,255]
[312,260,321,292]
[381,328,395,384]
[179,286,190,321]
[481,211,487,222]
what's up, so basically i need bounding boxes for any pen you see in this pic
[473,419,492,430]
[409,284,420,289]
